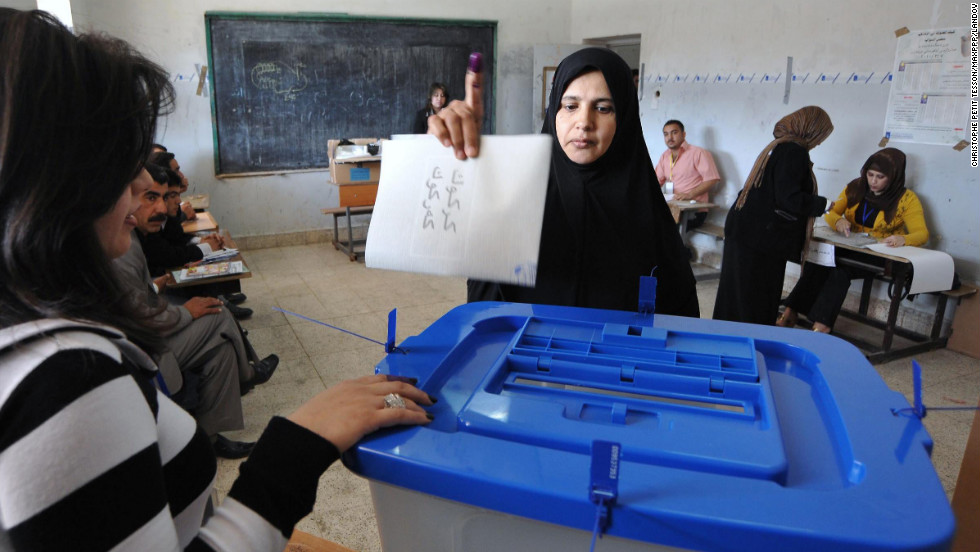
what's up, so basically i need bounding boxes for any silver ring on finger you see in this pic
[383,393,406,409]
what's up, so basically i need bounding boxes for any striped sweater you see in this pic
[0,320,339,551]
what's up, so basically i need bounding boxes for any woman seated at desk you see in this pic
[412,82,449,134]
[778,147,929,332]
[429,48,699,316]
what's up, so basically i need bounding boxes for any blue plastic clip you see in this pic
[892,360,980,418]
[637,268,658,315]
[385,308,397,353]
[589,440,621,551]
[273,307,405,353]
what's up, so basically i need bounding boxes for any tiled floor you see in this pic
[216,243,978,551]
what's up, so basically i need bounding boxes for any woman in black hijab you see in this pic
[430,48,698,315]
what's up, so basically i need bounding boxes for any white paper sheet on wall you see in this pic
[366,135,552,286]
[864,244,955,294]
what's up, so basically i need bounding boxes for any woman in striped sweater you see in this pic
[0,9,433,550]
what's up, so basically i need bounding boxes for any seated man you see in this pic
[142,163,250,316]
[112,169,278,458]
[142,163,221,272]
[654,119,721,231]
[150,149,197,221]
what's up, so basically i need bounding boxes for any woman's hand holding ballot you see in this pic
[428,52,484,160]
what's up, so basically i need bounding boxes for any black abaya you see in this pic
[468,48,698,316]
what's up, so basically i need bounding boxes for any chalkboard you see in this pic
[205,12,496,176]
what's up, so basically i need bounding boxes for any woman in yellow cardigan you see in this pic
[777,148,928,332]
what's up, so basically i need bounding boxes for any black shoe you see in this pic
[223,301,253,320]
[250,354,279,385]
[222,292,247,305]
[213,435,255,459]
[240,354,279,395]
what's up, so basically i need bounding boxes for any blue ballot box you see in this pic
[344,302,954,552]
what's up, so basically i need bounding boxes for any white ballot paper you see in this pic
[864,244,955,295]
[366,135,552,286]
[805,240,836,267]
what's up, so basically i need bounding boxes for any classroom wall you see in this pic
[569,0,979,288]
[64,0,570,242]
[3,0,37,10]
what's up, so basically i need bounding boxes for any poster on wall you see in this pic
[882,27,970,146]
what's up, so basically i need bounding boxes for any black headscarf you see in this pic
[470,48,698,315]
[844,148,907,224]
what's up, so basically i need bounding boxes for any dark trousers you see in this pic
[713,239,787,326]
[686,211,708,231]
[784,262,866,328]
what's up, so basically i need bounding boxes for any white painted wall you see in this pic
[66,0,570,239]
[11,0,977,286]
[1,0,39,10]
[569,0,979,286]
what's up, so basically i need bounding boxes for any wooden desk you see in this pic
[322,205,373,261]
[181,210,218,234]
[668,200,716,246]
[184,194,210,211]
[167,232,252,289]
[808,230,958,363]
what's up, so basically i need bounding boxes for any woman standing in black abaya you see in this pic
[712,106,834,326]
[430,49,699,316]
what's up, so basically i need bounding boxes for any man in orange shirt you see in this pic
[654,119,721,230]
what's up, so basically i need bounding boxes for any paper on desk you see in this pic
[864,244,955,294]
[812,225,878,247]
[806,240,836,267]
[366,135,552,285]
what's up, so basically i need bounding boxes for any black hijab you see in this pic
[470,48,698,315]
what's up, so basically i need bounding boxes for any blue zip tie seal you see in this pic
[589,440,621,551]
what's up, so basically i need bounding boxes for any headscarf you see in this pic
[734,106,833,211]
[733,106,833,263]
[844,148,907,224]
[495,47,698,315]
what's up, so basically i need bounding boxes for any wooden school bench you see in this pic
[184,193,210,211]
[181,210,219,234]
[168,231,251,290]
[801,234,971,364]
[668,200,717,247]
[322,205,373,262]
[692,222,724,240]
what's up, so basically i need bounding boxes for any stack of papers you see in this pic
[203,248,239,263]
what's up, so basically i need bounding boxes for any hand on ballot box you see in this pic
[428,52,484,160]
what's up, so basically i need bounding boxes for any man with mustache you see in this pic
[112,168,278,458]
[140,164,251,318]
[142,163,221,271]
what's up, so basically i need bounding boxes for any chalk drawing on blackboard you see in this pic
[206,13,496,175]
[250,61,309,101]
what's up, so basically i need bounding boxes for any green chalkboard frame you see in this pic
[204,11,497,177]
